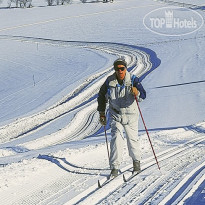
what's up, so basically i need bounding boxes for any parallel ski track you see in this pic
[66,133,205,205]
[159,161,205,205]
[6,125,204,205]
[123,140,205,205]
[13,133,205,205]
[0,36,151,164]
[57,109,100,144]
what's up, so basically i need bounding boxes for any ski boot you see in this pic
[109,168,119,179]
[133,160,141,174]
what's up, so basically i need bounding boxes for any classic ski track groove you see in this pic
[66,134,205,205]
[127,142,205,204]
[8,129,204,204]
[91,140,205,204]
[105,134,205,204]
[159,161,205,205]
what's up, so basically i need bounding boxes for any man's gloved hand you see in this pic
[99,111,106,126]
[131,86,139,96]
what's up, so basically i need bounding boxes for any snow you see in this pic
[0,0,205,204]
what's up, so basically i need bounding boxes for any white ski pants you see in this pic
[109,117,141,169]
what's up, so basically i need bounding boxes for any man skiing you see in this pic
[97,58,146,178]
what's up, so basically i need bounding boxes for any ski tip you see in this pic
[98,180,102,188]
[123,174,127,182]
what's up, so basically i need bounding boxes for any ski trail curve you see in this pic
[0,36,160,165]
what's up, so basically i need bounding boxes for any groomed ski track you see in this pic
[0,0,205,204]
[3,125,204,205]
[0,36,204,204]
[67,132,205,205]
[0,36,154,204]
[0,36,152,159]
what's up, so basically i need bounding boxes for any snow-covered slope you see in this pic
[0,0,205,204]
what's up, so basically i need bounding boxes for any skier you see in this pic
[97,58,146,178]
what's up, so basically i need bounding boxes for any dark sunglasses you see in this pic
[114,67,126,71]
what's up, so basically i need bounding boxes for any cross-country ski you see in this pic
[98,175,117,188]
[123,171,142,182]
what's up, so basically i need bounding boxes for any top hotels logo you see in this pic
[143,7,204,36]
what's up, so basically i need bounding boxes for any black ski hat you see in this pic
[113,58,127,69]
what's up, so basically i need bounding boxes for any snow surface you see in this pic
[0,0,205,204]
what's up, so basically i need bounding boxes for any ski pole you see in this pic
[134,95,160,170]
[104,125,110,160]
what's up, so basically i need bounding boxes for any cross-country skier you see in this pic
[97,57,146,178]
